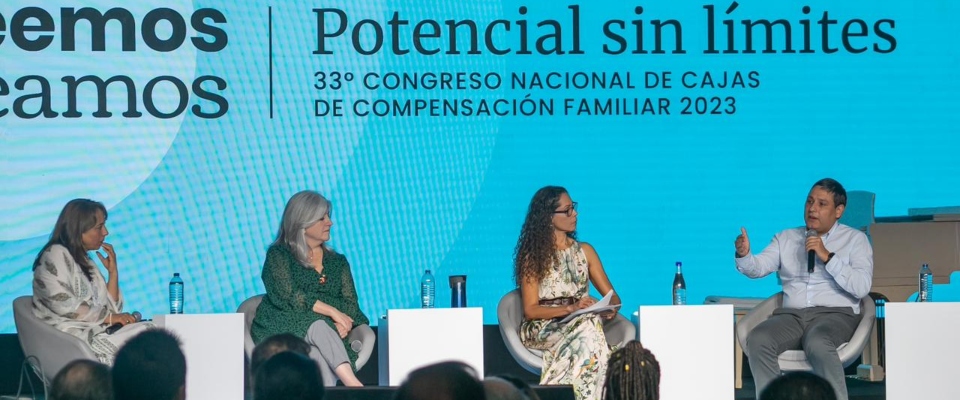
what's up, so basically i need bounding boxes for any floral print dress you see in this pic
[519,242,611,400]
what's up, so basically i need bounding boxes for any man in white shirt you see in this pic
[735,178,873,400]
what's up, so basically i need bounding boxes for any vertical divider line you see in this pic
[269,6,274,119]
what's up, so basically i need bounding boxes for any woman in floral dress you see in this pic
[514,186,623,400]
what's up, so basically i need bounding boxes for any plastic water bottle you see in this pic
[672,261,687,305]
[918,263,933,302]
[420,269,435,308]
[169,273,184,314]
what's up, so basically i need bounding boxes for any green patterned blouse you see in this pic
[251,244,369,369]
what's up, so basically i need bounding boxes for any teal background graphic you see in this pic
[2,1,959,332]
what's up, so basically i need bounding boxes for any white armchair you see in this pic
[735,292,875,371]
[497,289,636,374]
[12,296,98,385]
[237,294,264,357]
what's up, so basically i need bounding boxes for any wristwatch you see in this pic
[826,252,836,263]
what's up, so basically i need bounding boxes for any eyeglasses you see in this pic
[553,202,578,217]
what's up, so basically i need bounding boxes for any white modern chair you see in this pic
[497,289,636,374]
[736,292,876,371]
[237,294,264,357]
[12,296,98,386]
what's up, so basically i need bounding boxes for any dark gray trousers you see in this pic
[744,307,861,400]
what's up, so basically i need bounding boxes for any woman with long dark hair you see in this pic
[32,199,151,364]
[514,186,622,400]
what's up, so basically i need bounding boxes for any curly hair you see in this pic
[513,186,576,286]
[602,341,661,400]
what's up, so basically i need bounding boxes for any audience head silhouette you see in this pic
[760,371,837,400]
[112,329,186,400]
[393,361,484,400]
[492,375,540,400]
[483,377,524,400]
[254,351,325,400]
[250,333,311,375]
[602,341,660,400]
[49,359,112,400]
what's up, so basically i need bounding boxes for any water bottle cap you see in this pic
[676,261,682,266]
[173,272,180,276]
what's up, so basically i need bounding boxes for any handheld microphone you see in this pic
[105,311,141,335]
[805,229,818,273]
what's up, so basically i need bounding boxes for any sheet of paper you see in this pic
[560,290,621,323]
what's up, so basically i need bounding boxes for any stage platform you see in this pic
[1,325,886,399]
[325,385,574,400]
[319,379,883,400]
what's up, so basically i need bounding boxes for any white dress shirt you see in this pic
[736,222,874,314]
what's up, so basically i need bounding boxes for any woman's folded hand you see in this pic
[330,309,354,338]
[333,320,350,338]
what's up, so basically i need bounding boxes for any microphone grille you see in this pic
[132,311,142,321]
[805,229,818,238]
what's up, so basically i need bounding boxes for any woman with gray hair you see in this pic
[251,191,369,387]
